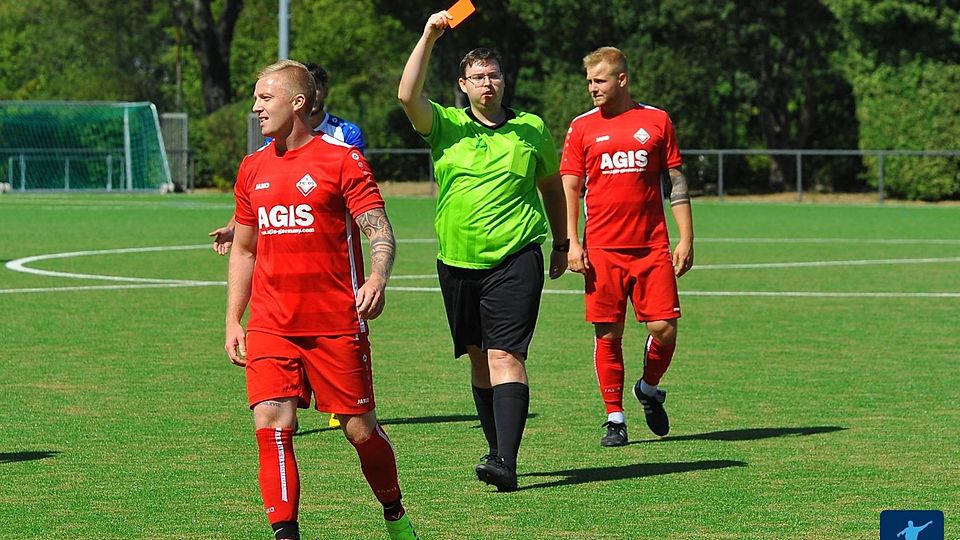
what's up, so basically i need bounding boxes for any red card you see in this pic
[447,0,476,29]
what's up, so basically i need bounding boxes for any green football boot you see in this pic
[385,513,420,540]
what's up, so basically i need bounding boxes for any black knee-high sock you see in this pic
[492,382,529,471]
[472,385,498,456]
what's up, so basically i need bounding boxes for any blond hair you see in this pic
[257,60,316,113]
[582,46,628,76]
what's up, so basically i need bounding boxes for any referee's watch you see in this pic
[552,239,570,252]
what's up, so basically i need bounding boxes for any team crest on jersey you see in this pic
[633,128,651,144]
[296,174,317,196]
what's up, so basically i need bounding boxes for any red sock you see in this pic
[255,428,300,525]
[642,334,676,386]
[595,337,625,414]
[350,424,402,506]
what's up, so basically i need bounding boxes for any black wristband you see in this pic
[552,239,570,252]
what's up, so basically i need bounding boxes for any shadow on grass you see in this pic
[1,451,60,464]
[634,426,846,444]
[519,459,747,490]
[295,413,537,437]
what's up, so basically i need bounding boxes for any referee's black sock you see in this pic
[492,382,529,471]
[472,385,498,456]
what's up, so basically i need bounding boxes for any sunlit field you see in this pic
[1,193,957,539]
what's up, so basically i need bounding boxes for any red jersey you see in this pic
[560,103,682,249]
[233,134,384,336]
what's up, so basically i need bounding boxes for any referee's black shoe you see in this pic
[633,381,669,436]
[475,456,518,492]
[600,421,628,447]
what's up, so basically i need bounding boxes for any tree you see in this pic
[829,0,960,199]
[171,0,243,113]
[720,2,859,190]
[374,0,544,108]
[0,0,176,107]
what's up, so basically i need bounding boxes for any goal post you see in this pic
[0,101,172,192]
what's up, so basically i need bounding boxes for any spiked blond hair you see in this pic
[257,60,316,113]
[582,47,628,76]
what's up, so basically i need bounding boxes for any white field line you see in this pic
[387,287,960,298]
[0,283,221,294]
[693,256,960,270]
[5,283,959,298]
[696,237,960,245]
[5,245,220,284]
[1,198,234,210]
[2,242,958,297]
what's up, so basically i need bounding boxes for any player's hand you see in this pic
[673,238,694,277]
[424,11,452,40]
[548,248,567,279]
[567,242,590,274]
[356,273,387,320]
[225,321,247,366]
[208,225,236,256]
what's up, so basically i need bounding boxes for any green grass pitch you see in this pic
[0,193,957,539]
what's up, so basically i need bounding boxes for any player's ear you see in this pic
[458,78,468,94]
[618,72,628,88]
[292,92,308,113]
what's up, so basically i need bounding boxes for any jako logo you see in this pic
[254,182,270,190]
[600,150,648,170]
[258,204,314,228]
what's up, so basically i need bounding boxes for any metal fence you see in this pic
[365,148,434,186]
[240,114,959,202]
[357,147,959,202]
[682,148,960,202]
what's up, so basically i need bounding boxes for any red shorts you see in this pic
[584,246,681,323]
[244,331,375,415]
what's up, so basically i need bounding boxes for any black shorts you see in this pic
[437,243,545,359]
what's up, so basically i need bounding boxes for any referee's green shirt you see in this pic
[421,101,559,269]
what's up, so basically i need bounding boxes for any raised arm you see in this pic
[537,173,568,279]
[561,174,587,274]
[354,207,397,320]
[667,167,694,277]
[397,11,451,135]
[225,223,256,365]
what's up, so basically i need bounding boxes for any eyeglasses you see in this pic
[463,72,503,85]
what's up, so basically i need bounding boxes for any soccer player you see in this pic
[225,60,418,540]
[560,47,694,447]
[213,63,362,429]
[397,11,568,492]
[209,62,365,255]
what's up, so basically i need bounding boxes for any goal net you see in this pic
[0,101,172,191]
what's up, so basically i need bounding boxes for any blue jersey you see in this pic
[315,112,365,153]
[263,112,365,153]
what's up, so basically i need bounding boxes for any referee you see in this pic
[398,11,568,492]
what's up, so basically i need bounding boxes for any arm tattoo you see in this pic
[356,207,396,279]
[668,168,691,206]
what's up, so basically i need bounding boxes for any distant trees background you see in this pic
[1,0,957,199]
